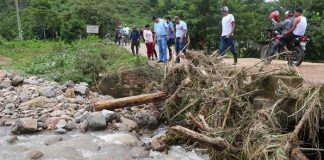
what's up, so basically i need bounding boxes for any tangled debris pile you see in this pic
[162,51,323,159]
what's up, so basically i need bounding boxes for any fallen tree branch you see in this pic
[94,91,167,111]
[170,125,232,151]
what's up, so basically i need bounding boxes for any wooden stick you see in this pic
[186,112,211,132]
[170,99,199,121]
[94,91,167,111]
[222,85,237,129]
[170,125,231,151]
[298,147,324,152]
[291,148,309,160]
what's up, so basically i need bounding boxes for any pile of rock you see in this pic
[0,70,161,136]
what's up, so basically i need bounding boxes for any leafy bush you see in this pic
[25,37,146,84]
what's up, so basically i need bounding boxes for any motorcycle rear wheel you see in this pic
[289,46,304,66]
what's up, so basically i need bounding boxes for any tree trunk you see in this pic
[94,91,167,111]
[170,125,231,151]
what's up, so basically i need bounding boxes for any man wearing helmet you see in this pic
[274,10,294,35]
[269,11,280,26]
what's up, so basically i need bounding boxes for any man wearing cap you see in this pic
[153,16,169,63]
[130,27,141,55]
[174,16,188,63]
[274,10,294,35]
[220,6,238,65]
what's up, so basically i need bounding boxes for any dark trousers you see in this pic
[220,36,237,56]
[131,40,139,55]
[167,38,174,60]
[175,37,186,63]
[269,34,301,56]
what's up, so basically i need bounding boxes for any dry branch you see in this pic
[94,91,167,111]
[186,112,211,132]
[170,125,231,151]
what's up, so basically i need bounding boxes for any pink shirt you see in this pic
[143,30,154,43]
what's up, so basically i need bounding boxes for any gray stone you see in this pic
[66,121,77,130]
[55,128,67,134]
[0,82,11,89]
[56,119,67,129]
[101,110,116,122]
[120,117,138,131]
[74,85,90,95]
[11,75,24,86]
[64,80,75,87]
[12,118,38,134]
[23,79,39,85]
[85,112,106,130]
[45,137,63,145]
[5,103,15,110]
[39,86,56,98]
[19,96,49,109]
[27,150,43,160]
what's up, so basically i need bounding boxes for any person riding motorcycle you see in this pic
[269,11,280,26]
[267,8,307,62]
[273,10,294,35]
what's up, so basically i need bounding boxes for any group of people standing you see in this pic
[114,6,307,66]
[142,15,188,63]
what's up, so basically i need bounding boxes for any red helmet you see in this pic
[270,11,280,22]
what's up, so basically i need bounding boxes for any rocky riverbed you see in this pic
[0,70,209,160]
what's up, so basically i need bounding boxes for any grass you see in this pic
[0,36,147,84]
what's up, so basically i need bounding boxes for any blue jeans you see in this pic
[157,36,167,62]
[220,36,237,56]
[175,37,186,63]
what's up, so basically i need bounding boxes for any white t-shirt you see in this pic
[222,14,235,36]
[176,21,187,38]
[143,30,154,43]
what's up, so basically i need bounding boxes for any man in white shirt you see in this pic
[220,6,238,65]
[174,16,187,63]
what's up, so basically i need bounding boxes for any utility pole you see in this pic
[15,0,23,40]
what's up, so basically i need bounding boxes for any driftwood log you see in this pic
[170,125,231,151]
[94,91,167,111]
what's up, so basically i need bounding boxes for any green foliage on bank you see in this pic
[0,37,146,84]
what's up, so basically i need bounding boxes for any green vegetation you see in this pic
[0,37,146,84]
[1,0,323,59]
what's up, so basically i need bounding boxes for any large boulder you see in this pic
[83,112,106,130]
[39,86,56,98]
[74,84,90,95]
[12,118,38,134]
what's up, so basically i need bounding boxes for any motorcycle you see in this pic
[260,29,309,66]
